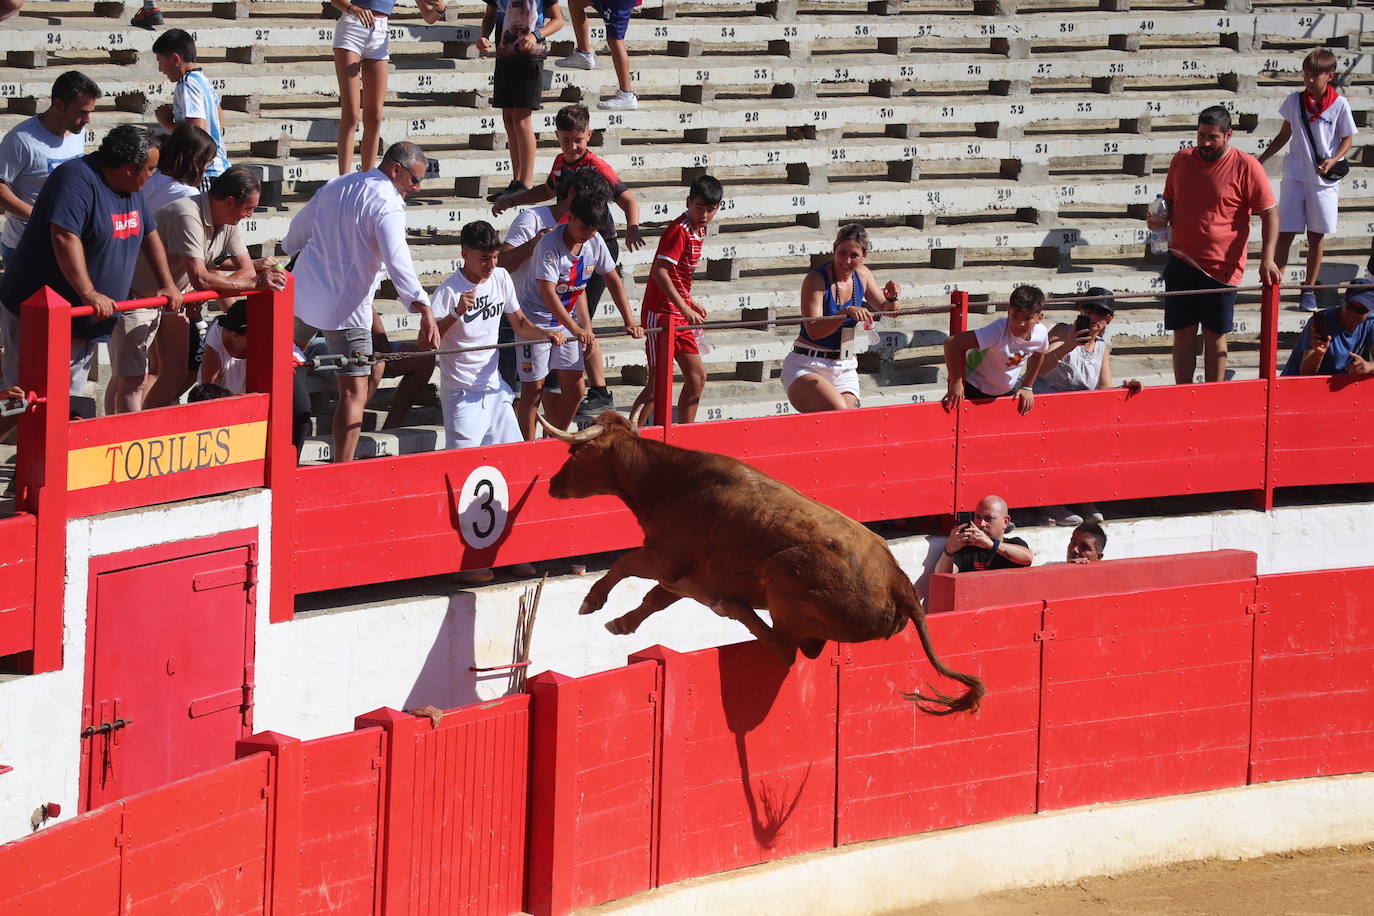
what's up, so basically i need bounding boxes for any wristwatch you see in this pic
[990,537,1002,554]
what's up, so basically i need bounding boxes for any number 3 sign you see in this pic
[457,465,509,549]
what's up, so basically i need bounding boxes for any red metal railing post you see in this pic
[245,279,297,623]
[354,708,419,915]
[653,312,676,433]
[15,288,72,673]
[949,289,970,337]
[236,731,304,916]
[1258,278,1280,511]
[526,671,579,916]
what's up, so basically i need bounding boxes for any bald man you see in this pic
[936,494,1034,574]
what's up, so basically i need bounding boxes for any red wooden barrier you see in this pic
[0,512,36,658]
[1269,375,1374,489]
[631,642,838,887]
[0,804,122,913]
[299,729,385,915]
[357,697,530,916]
[1034,555,1258,811]
[1251,569,1374,782]
[835,605,1041,845]
[527,662,662,916]
[953,381,1268,511]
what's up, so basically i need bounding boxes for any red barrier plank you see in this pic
[955,382,1267,511]
[836,604,1041,846]
[665,403,957,523]
[1251,569,1374,782]
[0,512,36,657]
[528,662,661,916]
[120,752,271,914]
[929,550,1258,615]
[298,729,384,916]
[1270,377,1374,488]
[1038,584,1255,811]
[0,804,122,913]
[66,394,270,518]
[632,641,838,888]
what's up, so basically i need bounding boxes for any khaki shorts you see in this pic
[109,307,162,377]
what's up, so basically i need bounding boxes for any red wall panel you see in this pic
[298,729,384,916]
[633,641,838,888]
[1252,569,1374,782]
[527,662,661,916]
[0,805,122,913]
[954,382,1267,510]
[1038,582,1255,811]
[836,604,1041,845]
[119,752,271,914]
[1269,376,1374,488]
[0,512,36,657]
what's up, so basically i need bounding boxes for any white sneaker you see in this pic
[597,90,638,111]
[556,50,596,69]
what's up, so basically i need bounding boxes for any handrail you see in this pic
[68,288,229,318]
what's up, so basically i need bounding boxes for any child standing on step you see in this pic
[631,175,723,424]
[555,0,640,110]
[1258,47,1357,311]
[152,29,230,188]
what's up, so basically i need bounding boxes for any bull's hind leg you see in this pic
[579,548,673,616]
[711,599,795,664]
[606,585,682,635]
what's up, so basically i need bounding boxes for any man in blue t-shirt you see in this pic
[1282,278,1374,377]
[0,124,181,437]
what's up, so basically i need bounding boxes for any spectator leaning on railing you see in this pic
[1281,277,1374,378]
[935,494,1034,575]
[0,124,182,440]
[942,285,1049,416]
[1066,522,1107,564]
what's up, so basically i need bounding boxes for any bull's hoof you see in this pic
[605,616,637,635]
[798,638,827,659]
[578,595,605,615]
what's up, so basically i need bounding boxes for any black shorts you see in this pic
[1163,254,1237,336]
[491,54,545,111]
[584,232,620,316]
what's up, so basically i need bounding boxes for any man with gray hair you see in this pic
[284,140,438,462]
[0,124,181,437]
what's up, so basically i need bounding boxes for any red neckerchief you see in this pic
[1302,85,1337,122]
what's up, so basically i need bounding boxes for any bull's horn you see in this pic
[627,402,646,435]
[536,412,605,443]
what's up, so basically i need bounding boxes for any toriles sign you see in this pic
[68,421,268,490]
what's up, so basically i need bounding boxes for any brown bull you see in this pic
[538,411,984,715]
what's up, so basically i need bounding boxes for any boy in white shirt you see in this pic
[1257,47,1357,311]
[942,285,1050,415]
[432,220,565,449]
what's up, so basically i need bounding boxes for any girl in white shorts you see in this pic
[330,0,446,175]
[782,223,900,412]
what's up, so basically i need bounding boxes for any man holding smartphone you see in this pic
[935,494,1034,574]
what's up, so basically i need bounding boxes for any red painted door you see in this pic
[83,545,255,810]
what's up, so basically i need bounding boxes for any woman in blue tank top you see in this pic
[782,223,901,412]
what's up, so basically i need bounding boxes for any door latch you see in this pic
[81,718,133,738]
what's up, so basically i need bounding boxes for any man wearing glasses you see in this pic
[284,140,439,462]
[1282,277,1374,377]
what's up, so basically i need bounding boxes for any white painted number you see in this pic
[458,465,509,549]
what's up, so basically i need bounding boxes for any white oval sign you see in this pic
[458,465,510,550]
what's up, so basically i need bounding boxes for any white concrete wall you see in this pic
[0,490,271,846]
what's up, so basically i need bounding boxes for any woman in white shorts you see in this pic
[782,223,900,412]
[330,0,446,175]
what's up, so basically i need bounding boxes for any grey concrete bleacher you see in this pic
[0,0,1369,461]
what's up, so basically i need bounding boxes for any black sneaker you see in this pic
[486,180,528,203]
[131,6,164,27]
[577,388,614,416]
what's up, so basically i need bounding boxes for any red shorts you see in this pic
[642,308,701,367]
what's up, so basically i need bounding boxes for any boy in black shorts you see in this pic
[479,0,565,203]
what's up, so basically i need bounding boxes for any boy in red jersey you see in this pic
[494,104,643,415]
[631,175,723,424]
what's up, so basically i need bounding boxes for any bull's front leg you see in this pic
[606,584,683,635]
[711,599,796,664]
[579,548,675,616]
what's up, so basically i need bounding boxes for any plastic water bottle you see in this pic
[1147,195,1170,255]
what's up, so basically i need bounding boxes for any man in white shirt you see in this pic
[433,220,564,449]
[284,140,439,462]
[0,71,101,266]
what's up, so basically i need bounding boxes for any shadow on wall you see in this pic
[718,642,805,849]
[403,591,483,711]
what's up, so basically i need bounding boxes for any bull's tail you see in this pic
[900,587,985,716]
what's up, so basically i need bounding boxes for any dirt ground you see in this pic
[898,845,1374,916]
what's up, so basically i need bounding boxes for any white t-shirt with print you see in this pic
[1278,91,1357,187]
[966,316,1051,396]
[430,266,521,391]
[504,205,558,297]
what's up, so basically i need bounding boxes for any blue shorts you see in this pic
[592,0,635,40]
[1162,254,1237,336]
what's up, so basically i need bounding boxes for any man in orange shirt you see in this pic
[1152,106,1279,384]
